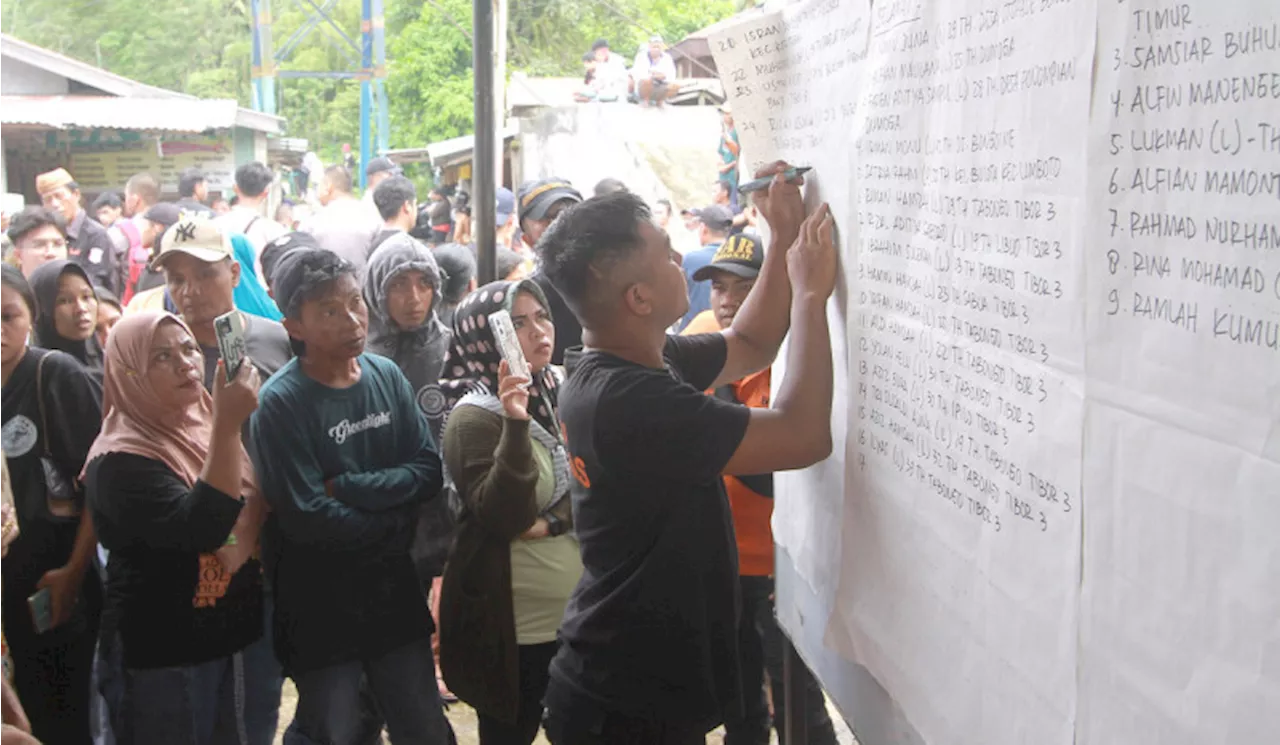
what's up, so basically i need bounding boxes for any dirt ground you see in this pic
[272,679,859,745]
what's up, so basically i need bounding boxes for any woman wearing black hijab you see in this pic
[28,260,104,373]
[1,265,103,744]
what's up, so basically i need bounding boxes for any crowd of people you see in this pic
[1,147,839,745]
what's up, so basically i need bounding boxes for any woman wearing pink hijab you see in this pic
[82,311,268,744]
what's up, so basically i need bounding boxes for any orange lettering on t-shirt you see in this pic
[192,554,233,608]
[571,456,591,488]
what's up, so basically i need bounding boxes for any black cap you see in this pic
[692,233,763,281]
[261,231,321,287]
[143,202,182,228]
[366,156,402,176]
[591,38,610,51]
[690,204,734,231]
[517,178,583,225]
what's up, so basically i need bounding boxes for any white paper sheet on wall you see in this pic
[710,0,1279,744]
[821,1,1094,743]
[709,0,871,599]
[1078,2,1280,743]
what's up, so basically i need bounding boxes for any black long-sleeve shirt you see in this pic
[87,453,262,669]
[249,354,442,674]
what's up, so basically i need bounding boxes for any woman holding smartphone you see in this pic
[0,265,103,745]
[83,311,267,743]
[437,280,582,745]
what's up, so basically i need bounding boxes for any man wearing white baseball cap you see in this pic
[147,215,290,742]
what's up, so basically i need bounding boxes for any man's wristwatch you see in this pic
[544,512,569,538]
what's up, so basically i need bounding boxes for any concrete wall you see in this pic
[518,104,725,250]
[0,57,71,95]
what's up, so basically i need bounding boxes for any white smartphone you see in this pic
[214,310,247,382]
[488,310,530,380]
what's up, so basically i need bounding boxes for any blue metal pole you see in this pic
[359,0,373,190]
[249,0,276,115]
[372,0,389,155]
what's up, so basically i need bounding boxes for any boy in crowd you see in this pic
[249,249,453,744]
[535,164,836,743]
[683,234,838,744]
[6,208,68,278]
[370,176,420,253]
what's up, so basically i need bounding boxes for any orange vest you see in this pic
[681,318,774,576]
[722,369,774,576]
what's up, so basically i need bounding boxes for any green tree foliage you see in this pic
[2,0,736,155]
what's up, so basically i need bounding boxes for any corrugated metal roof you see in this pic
[423,125,519,168]
[1,33,188,99]
[1,95,283,134]
[1,34,284,134]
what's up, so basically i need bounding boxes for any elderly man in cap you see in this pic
[518,177,586,364]
[631,34,677,108]
[36,167,120,294]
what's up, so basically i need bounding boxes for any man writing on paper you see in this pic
[682,233,839,745]
[535,163,836,744]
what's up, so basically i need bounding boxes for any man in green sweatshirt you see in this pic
[248,248,453,744]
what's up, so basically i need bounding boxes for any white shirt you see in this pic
[217,206,289,255]
[298,196,382,272]
[593,52,630,97]
[632,49,677,83]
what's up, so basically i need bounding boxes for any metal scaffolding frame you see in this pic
[250,0,389,188]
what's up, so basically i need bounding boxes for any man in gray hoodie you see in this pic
[362,232,455,577]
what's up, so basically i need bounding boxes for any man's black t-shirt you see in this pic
[545,333,751,730]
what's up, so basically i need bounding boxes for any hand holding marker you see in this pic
[738,166,813,194]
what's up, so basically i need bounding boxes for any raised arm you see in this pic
[712,162,808,388]
[722,206,836,476]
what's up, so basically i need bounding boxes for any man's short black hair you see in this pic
[178,168,206,198]
[432,242,476,304]
[94,285,123,312]
[496,247,525,280]
[373,176,417,221]
[593,178,628,197]
[591,38,609,51]
[324,165,354,195]
[91,192,122,213]
[234,162,274,198]
[7,207,66,245]
[535,191,651,323]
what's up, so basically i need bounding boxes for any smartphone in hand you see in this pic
[214,310,247,382]
[488,310,530,380]
[28,588,53,634]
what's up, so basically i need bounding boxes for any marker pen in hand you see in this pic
[737,166,813,195]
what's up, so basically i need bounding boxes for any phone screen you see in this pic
[28,588,53,634]
[214,311,247,382]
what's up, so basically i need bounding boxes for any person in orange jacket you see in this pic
[683,232,837,745]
